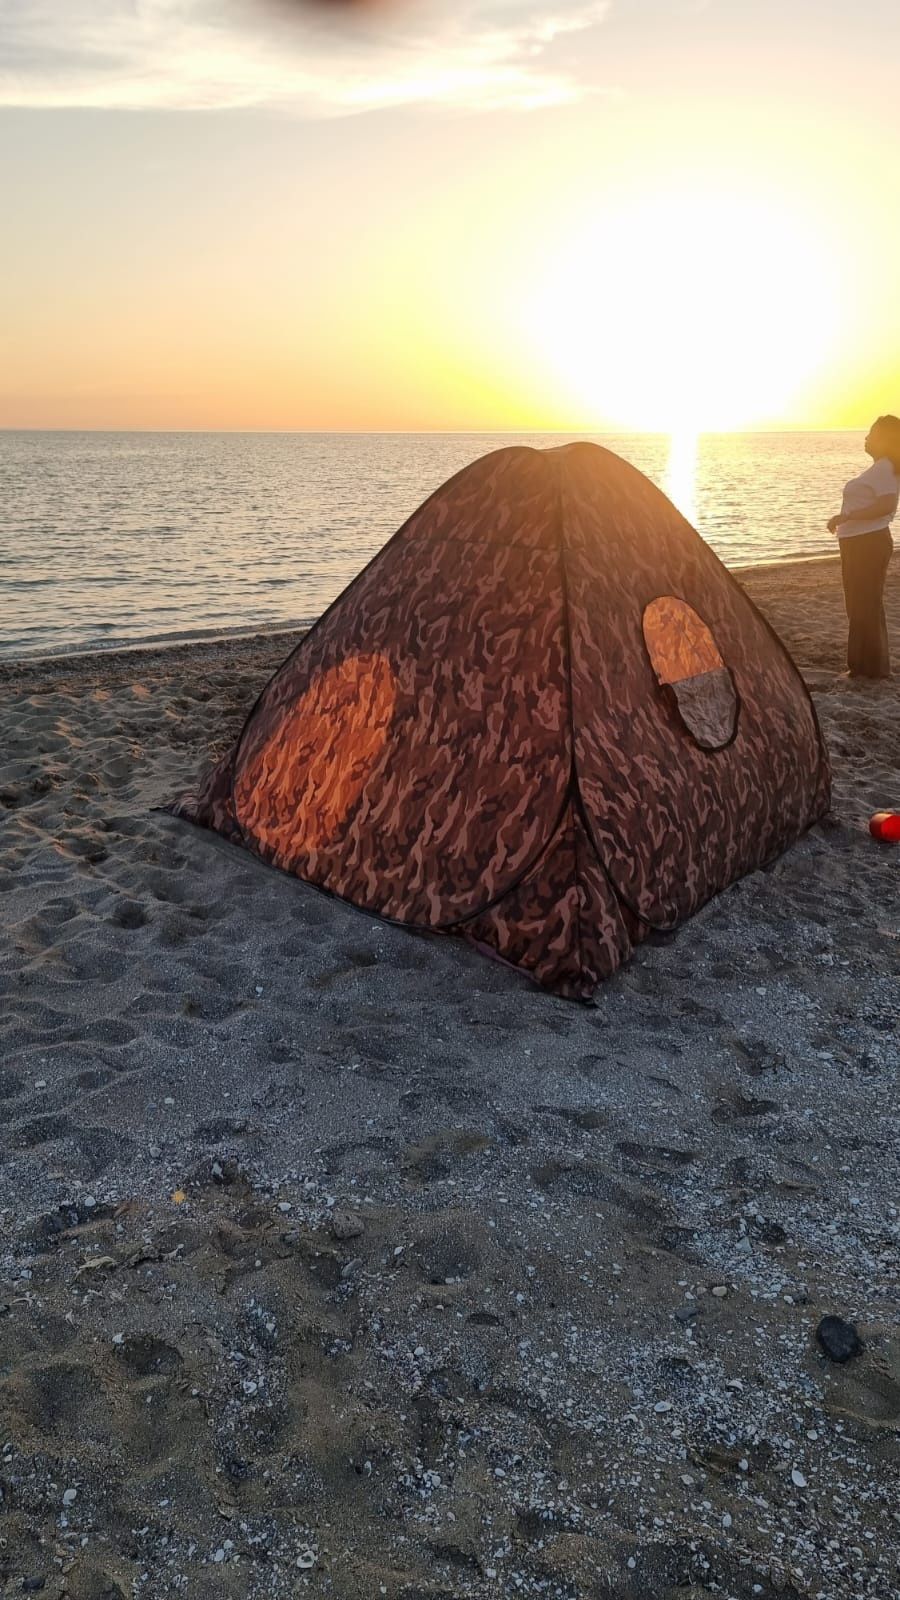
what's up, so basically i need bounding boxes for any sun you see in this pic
[523,184,841,432]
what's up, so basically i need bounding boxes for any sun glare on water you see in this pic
[665,427,699,524]
[525,186,841,434]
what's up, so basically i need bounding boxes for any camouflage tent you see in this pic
[171,443,830,998]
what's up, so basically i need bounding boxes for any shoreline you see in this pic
[0,616,319,670]
[0,552,874,683]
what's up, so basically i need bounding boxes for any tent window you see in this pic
[642,597,738,750]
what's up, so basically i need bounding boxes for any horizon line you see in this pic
[0,424,864,437]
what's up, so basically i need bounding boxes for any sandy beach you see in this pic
[1,555,898,1599]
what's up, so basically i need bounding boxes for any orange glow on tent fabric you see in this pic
[642,596,724,684]
[234,653,396,860]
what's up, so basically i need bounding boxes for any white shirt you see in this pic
[837,455,899,539]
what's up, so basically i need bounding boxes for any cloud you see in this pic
[0,0,612,115]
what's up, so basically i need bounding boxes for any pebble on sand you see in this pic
[816,1314,864,1364]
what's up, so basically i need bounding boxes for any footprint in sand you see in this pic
[108,897,148,929]
[533,1103,609,1131]
[57,1564,127,1600]
[711,1088,782,1123]
[11,1112,71,1148]
[41,894,84,925]
[326,1023,404,1067]
[726,1036,788,1077]
[616,1139,700,1169]
[8,1116,131,1177]
[5,1360,109,1443]
[288,895,336,929]
[412,1213,489,1285]
[531,1157,669,1225]
[401,1129,491,1184]
[101,754,135,788]
[73,1067,114,1094]
[140,867,190,904]
[116,1333,184,1379]
[71,1124,134,1177]
[824,1338,900,1432]
[80,1018,140,1047]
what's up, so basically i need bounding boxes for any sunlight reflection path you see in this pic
[665,429,699,527]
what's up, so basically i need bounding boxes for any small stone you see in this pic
[296,1549,316,1570]
[791,1467,808,1489]
[816,1315,863,1364]
[83,1196,96,1210]
[711,1285,728,1298]
[329,1209,364,1241]
[22,1581,46,1594]
[62,1488,77,1507]
[213,1549,226,1564]
[674,1306,698,1323]
[653,1401,672,1414]
[722,1512,733,1528]
[164,1096,175,1105]
[34,1080,47,1090]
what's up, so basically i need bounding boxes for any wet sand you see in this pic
[1,556,898,1599]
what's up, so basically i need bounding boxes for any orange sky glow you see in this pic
[1,1,898,432]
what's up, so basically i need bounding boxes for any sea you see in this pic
[0,430,857,661]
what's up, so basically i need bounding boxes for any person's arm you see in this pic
[827,492,897,533]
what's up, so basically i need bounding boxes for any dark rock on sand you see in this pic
[817,1315,864,1364]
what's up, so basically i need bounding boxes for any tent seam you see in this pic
[554,453,590,984]
[556,459,676,934]
[436,784,574,932]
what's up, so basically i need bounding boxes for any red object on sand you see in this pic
[869,811,900,842]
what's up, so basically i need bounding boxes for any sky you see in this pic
[1,0,898,432]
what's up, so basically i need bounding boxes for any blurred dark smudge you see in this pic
[254,0,402,15]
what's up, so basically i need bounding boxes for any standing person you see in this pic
[827,416,899,678]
